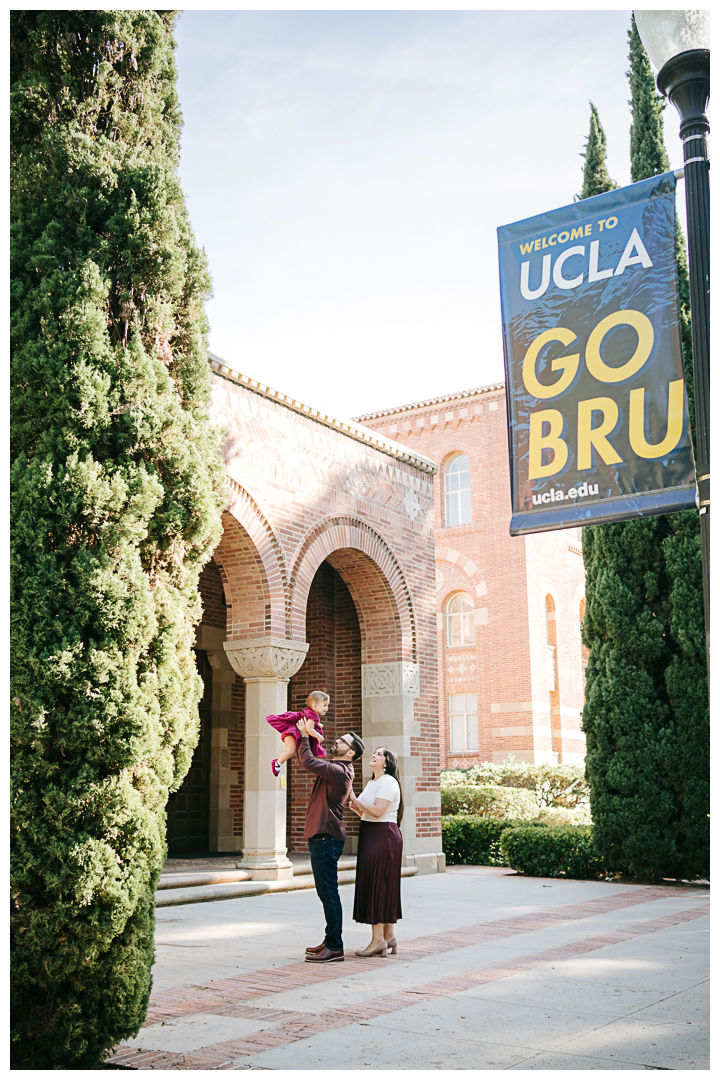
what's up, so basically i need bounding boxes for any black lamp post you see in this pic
[635,10,710,659]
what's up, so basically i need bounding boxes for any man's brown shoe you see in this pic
[305,947,344,963]
[305,943,326,955]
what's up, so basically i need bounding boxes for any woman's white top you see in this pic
[359,774,401,823]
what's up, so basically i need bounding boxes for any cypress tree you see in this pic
[577,102,617,200]
[10,11,226,1068]
[580,21,708,881]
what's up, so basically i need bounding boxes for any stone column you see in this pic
[362,661,445,875]
[224,636,309,879]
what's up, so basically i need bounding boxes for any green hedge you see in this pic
[441,785,538,820]
[441,760,589,809]
[500,824,605,879]
[533,806,593,827]
[442,815,546,866]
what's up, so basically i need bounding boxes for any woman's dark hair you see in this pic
[379,747,404,826]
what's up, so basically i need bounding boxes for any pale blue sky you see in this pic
[174,9,685,419]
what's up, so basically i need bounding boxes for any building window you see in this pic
[579,598,589,687]
[545,594,559,752]
[444,454,472,526]
[446,592,474,647]
[449,693,478,752]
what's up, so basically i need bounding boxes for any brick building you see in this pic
[356,382,587,770]
[167,353,445,877]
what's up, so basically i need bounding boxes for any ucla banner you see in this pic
[498,172,696,536]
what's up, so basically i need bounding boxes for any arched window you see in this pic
[444,454,472,526]
[446,592,474,647]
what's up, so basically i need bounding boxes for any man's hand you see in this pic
[296,718,309,737]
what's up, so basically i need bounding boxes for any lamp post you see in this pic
[635,10,710,660]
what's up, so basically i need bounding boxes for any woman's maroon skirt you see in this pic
[353,821,403,924]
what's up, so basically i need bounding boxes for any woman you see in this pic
[348,745,403,957]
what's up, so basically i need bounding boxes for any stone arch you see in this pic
[289,515,417,663]
[214,480,287,639]
[435,549,486,608]
[436,547,483,583]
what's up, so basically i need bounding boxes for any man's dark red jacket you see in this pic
[297,736,354,842]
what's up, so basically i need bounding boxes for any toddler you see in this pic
[267,691,330,776]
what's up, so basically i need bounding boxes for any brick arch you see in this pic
[439,586,476,612]
[289,516,417,663]
[435,442,478,469]
[436,547,482,583]
[214,481,287,639]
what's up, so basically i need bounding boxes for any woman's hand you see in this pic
[348,796,363,817]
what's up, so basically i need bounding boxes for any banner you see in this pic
[498,172,696,536]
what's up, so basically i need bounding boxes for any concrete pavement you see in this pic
[108,866,709,1070]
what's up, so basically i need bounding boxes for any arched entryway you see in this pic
[287,561,362,853]
[286,524,420,861]
[166,507,432,874]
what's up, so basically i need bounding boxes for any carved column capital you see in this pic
[223,636,309,681]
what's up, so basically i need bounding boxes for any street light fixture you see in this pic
[634,10,710,658]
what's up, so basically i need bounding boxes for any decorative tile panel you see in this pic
[362,662,420,697]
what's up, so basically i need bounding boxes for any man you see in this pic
[296,717,365,963]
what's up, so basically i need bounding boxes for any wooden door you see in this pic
[165,650,211,854]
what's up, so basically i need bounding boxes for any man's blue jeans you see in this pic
[308,833,345,951]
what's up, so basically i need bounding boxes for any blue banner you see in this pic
[498,172,696,536]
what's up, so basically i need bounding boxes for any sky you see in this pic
[173,8,688,421]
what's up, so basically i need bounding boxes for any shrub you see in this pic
[500,825,605,879]
[442,815,546,866]
[455,761,590,809]
[439,769,473,788]
[441,785,538,820]
[533,806,593,828]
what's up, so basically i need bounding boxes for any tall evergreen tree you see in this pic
[10,11,226,1068]
[577,102,617,200]
[580,21,708,882]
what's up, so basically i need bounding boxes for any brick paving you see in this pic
[107,885,708,1070]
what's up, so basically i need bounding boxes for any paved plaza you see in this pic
[108,866,709,1070]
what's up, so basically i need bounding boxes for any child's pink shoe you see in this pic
[271,758,281,777]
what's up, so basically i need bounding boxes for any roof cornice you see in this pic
[207,352,438,475]
[353,382,505,421]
